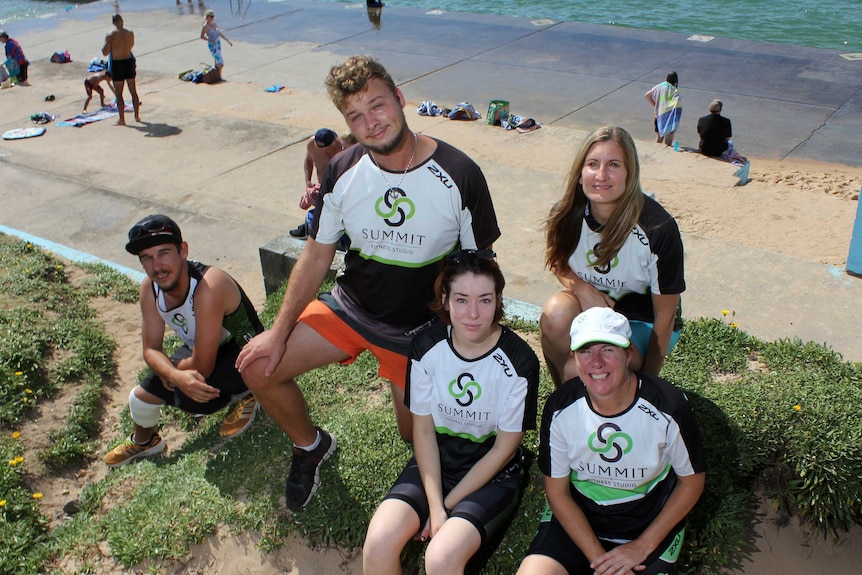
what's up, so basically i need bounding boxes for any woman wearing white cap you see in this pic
[518,307,706,575]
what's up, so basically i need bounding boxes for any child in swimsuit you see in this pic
[83,70,114,112]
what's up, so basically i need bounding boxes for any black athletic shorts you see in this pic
[383,450,524,544]
[139,343,248,415]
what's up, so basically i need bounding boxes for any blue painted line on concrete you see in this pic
[0,224,146,283]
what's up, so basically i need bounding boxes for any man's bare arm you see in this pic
[236,238,338,376]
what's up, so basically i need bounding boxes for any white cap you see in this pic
[569,307,631,351]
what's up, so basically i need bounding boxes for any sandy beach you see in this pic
[1,1,862,573]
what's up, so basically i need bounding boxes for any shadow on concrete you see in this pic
[133,122,183,138]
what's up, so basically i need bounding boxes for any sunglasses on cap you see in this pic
[447,248,496,263]
[129,220,177,239]
[126,215,182,255]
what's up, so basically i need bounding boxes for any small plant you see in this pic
[0,433,52,574]
[78,262,140,304]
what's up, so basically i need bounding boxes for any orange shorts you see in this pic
[298,299,409,389]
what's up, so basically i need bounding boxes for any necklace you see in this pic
[372,131,418,193]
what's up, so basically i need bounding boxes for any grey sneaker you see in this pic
[284,428,337,511]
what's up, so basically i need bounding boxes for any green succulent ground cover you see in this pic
[1,233,861,574]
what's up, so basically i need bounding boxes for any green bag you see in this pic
[486,99,509,126]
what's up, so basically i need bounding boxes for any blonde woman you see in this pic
[200,10,232,74]
[541,126,685,386]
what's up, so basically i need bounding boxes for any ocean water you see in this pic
[1,0,860,53]
[0,1,100,26]
[355,0,862,53]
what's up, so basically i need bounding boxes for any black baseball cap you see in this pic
[125,214,183,255]
[314,128,337,147]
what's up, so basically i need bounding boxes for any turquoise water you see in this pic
[0,1,100,25]
[359,0,862,53]
[2,0,861,53]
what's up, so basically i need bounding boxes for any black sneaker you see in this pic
[284,428,337,511]
[288,222,307,239]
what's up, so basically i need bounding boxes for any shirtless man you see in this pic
[289,128,347,239]
[102,13,141,125]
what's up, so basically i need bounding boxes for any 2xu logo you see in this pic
[375,188,415,227]
[588,422,633,463]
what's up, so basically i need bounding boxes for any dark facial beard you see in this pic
[363,113,409,156]
[152,270,180,293]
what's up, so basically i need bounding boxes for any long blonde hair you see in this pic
[545,126,644,274]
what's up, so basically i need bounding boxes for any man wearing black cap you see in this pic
[104,214,264,467]
[289,128,346,239]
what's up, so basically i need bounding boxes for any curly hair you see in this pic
[545,126,644,275]
[325,55,398,113]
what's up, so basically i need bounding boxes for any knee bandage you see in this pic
[128,388,162,428]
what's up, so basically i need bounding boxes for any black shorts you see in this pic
[525,509,687,575]
[109,56,136,81]
[383,451,525,544]
[139,343,248,415]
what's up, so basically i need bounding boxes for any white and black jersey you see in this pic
[152,261,263,350]
[406,323,539,479]
[568,195,685,326]
[311,140,500,331]
[539,373,706,542]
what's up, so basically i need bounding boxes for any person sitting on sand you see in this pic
[83,70,115,112]
[102,13,141,125]
[697,100,748,166]
[697,99,732,158]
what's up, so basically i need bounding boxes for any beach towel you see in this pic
[88,58,108,73]
[447,102,481,121]
[57,102,134,127]
[652,81,682,138]
[733,161,751,186]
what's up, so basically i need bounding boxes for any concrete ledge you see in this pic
[259,236,542,322]
[259,236,345,296]
[503,296,542,324]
